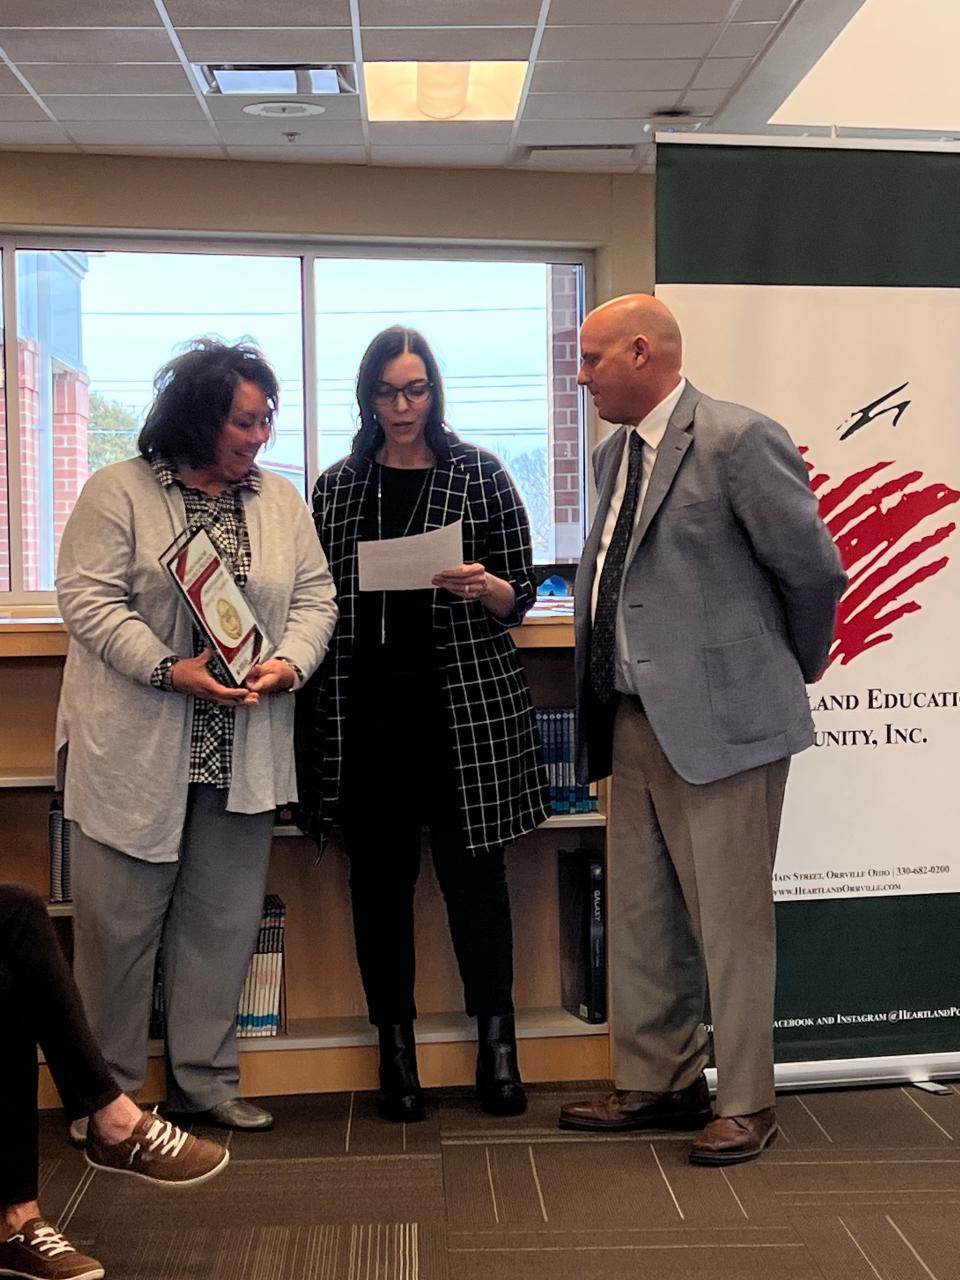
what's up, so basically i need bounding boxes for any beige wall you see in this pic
[0,151,654,300]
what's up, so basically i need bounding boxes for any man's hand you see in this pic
[244,658,297,696]
[170,649,259,706]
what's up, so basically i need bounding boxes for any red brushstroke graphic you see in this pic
[799,448,960,667]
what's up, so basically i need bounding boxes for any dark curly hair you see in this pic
[349,326,453,463]
[138,337,279,469]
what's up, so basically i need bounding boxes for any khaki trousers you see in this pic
[607,698,789,1117]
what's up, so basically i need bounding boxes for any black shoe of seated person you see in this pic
[376,1022,426,1123]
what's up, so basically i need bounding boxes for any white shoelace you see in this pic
[27,1225,75,1257]
[128,1116,189,1165]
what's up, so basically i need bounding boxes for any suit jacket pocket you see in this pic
[704,632,793,745]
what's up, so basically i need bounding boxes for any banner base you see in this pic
[704,1052,960,1094]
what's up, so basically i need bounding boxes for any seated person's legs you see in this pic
[0,883,230,1280]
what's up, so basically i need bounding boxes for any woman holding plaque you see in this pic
[56,338,337,1136]
[296,326,549,1122]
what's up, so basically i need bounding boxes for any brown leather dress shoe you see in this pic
[688,1107,778,1165]
[559,1075,711,1132]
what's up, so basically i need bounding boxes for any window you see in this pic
[13,249,303,590]
[0,257,7,590]
[315,257,584,562]
[1,239,586,599]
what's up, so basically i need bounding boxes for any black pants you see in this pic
[339,667,515,1027]
[0,884,119,1207]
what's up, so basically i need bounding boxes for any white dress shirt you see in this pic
[590,377,686,691]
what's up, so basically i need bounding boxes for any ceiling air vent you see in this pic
[517,144,639,170]
[194,64,357,96]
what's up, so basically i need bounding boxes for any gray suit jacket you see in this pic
[574,381,847,785]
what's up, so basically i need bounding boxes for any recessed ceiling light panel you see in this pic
[365,61,527,122]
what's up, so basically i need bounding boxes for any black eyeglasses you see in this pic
[372,379,433,406]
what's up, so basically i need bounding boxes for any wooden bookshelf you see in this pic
[2,617,611,1108]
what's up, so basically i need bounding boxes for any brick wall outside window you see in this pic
[548,265,582,562]
[0,340,89,591]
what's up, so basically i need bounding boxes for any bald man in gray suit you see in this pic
[560,295,846,1164]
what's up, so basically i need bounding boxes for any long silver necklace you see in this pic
[376,462,434,643]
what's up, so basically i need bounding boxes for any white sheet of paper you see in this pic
[357,519,464,591]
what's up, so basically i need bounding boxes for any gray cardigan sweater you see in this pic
[55,457,338,860]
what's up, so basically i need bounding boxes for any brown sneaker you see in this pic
[0,1218,104,1280]
[85,1110,229,1186]
[559,1075,712,1132]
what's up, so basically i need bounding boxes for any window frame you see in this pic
[0,231,593,606]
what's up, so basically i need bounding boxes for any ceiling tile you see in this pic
[712,21,777,57]
[0,120,71,142]
[177,28,354,64]
[523,90,678,120]
[46,95,205,122]
[82,145,225,159]
[516,119,647,146]
[0,66,29,92]
[361,0,541,25]
[0,29,177,63]
[214,119,364,145]
[368,122,512,146]
[531,59,698,93]
[518,147,636,172]
[680,89,726,114]
[361,27,534,61]
[206,93,361,121]
[22,64,195,93]
[538,25,719,61]
[0,142,78,151]
[0,0,161,24]
[166,0,351,25]
[690,57,751,90]
[369,145,510,167]
[0,96,48,122]
[66,120,217,144]
[631,140,657,167]
[735,0,794,18]
[548,0,732,23]
[227,144,366,163]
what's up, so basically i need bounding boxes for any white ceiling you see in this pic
[0,0,894,174]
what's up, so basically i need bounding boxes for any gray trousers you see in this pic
[608,699,789,1118]
[72,785,274,1113]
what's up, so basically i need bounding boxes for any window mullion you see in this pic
[1,242,25,595]
[301,251,319,495]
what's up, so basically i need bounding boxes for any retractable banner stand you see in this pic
[656,138,960,1085]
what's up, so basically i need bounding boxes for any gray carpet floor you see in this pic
[36,1080,960,1279]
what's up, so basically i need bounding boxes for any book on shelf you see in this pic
[236,894,286,1038]
[48,799,72,904]
[147,895,287,1041]
[149,947,166,1042]
[557,849,606,1025]
[535,707,598,816]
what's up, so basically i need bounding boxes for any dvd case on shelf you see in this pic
[557,849,606,1024]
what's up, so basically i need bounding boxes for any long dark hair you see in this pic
[349,326,453,463]
[138,337,279,469]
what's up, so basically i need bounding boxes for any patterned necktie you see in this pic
[590,430,644,704]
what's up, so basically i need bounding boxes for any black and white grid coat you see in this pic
[295,437,551,854]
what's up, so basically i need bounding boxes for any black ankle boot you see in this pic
[376,1022,426,1123]
[476,1013,527,1116]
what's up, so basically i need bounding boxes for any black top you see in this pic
[353,463,438,675]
